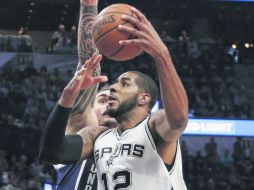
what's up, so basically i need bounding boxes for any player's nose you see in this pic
[110,83,117,93]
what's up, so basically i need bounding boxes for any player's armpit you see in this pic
[156,139,177,165]
[148,110,182,164]
[77,125,108,160]
[149,110,186,143]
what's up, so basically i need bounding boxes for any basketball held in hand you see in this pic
[92,4,141,61]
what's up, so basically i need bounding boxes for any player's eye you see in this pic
[98,99,107,104]
[122,82,129,87]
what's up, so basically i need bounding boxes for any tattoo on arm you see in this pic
[78,5,98,66]
[70,4,100,116]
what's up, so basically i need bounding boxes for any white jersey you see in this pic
[94,117,172,190]
[168,140,187,190]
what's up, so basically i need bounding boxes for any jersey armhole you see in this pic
[145,115,157,150]
[166,140,178,175]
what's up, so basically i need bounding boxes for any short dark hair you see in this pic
[130,71,159,110]
[98,84,110,93]
[91,84,110,106]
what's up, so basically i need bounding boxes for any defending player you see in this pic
[52,0,116,189]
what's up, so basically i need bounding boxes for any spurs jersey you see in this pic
[168,140,187,190]
[94,117,172,190]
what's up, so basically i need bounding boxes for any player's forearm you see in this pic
[78,1,98,64]
[66,106,99,134]
[59,87,79,108]
[39,104,83,164]
[154,49,188,130]
[71,1,99,116]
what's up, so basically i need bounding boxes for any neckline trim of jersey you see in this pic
[115,117,148,140]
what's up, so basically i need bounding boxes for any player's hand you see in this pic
[66,53,107,95]
[118,7,168,59]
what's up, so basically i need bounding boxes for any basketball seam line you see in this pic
[108,33,134,58]
[94,21,129,44]
[97,12,133,19]
[108,10,135,58]
[94,9,136,44]
[122,4,133,10]
[108,12,140,57]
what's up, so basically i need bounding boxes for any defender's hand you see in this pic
[59,53,107,108]
[118,7,168,58]
[66,53,107,95]
[67,53,108,93]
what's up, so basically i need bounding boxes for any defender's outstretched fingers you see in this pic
[85,54,102,74]
[80,75,108,89]
[84,53,97,68]
[93,76,108,83]
[74,67,87,80]
[88,54,102,69]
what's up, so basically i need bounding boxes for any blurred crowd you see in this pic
[0,29,252,129]
[47,24,77,54]
[0,25,253,189]
[1,136,254,189]
[0,150,55,190]
[0,65,72,130]
[175,35,251,119]
[183,137,254,190]
[0,27,33,53]
[0,24,78,54]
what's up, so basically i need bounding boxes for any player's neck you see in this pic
[116,108,148,134]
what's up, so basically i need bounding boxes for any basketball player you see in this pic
[55,86,116,190]
[39,6,188,190]
[55,1,186,189]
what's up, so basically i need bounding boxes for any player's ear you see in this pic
[138,93,151,106]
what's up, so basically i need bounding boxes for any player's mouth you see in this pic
[108,95,118,103]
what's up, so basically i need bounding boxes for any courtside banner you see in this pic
[184,119,254,136]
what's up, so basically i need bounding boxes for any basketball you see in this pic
[92,4,141,61]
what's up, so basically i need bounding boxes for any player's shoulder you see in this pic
[149,109,166,125]
[95,126,114,139]
[93,127,114,146]
[78,125,108,133]
[77,125,109,141]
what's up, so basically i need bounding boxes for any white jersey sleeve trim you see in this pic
[144,116,157,150]
[168,141,178,175]
[94,128,113,145]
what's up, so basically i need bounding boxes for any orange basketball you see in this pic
[92,4,141,61]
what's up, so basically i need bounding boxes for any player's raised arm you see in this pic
[118,7,188,141]
[39,54,108,165]
[67,0,100,133]
[77,0,98,66]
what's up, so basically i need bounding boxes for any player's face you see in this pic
[105,72,140,118]
[93,89,117,128]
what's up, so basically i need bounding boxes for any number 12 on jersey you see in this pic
[102,170,131,190]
